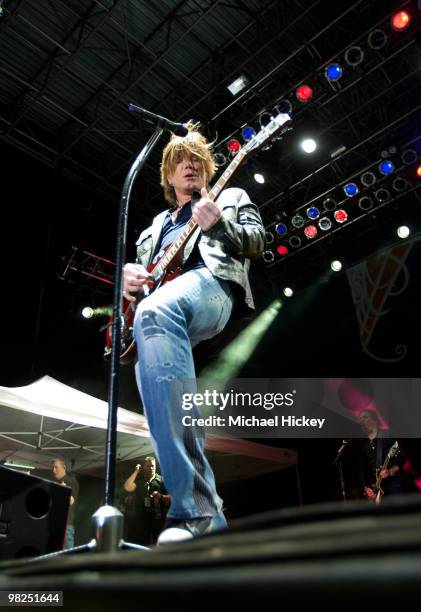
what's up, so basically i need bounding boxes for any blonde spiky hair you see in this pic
[160,121,216,205]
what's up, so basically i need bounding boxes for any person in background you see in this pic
[123,457,170,545]
[357,410,406,501]
[52,458,79,549]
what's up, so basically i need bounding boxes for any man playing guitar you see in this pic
[358,410,406,503]
[123,123,265,544]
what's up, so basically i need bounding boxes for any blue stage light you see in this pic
[344,182,358,197]
[242,126,256,141]
[325,63,343,81]
[275,223,288,235]
[379,160,395,175]
[306,206,320,219]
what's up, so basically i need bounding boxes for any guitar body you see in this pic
[104,245,183,364]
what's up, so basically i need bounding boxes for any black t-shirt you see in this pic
[157,201,204,273]
[134,474,167,518]
[58,474,79,525]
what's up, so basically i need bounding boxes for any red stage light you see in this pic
[296,85,313,102]
[417,165,421,178]
[391,11,411,31]
[277,245,289,256]
[304,224,317,239]
[227,139,241,153]
[334,209,348,223]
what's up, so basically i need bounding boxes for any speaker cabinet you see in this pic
[0,465,70,559]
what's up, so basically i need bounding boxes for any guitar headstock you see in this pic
[242,113,292,156]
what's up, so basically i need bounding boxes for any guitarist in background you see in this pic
[358,410,407,501]
[123,124,265,544]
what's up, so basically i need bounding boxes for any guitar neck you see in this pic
[152,149,248,280]
[375,441,398,489]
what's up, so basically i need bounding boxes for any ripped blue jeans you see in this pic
[133,267,233,520]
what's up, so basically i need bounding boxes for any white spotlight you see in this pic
[254,173,265,184]
[82,307,94,319]
[397,226,410,239]
[227,74,250,96]
[301,138,317,154]
[331,260,342,272]
[283,287,294,297]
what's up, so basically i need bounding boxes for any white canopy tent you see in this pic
[0,376,298,484]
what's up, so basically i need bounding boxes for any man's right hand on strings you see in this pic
[123,263,154,301]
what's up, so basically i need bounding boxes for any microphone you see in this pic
[128,103,188,137]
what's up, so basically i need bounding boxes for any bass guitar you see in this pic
[104,112,292,364]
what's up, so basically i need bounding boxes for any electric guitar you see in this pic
[104,112,292,364]
[371,441,399,505]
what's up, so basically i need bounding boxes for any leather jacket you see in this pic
[136,187,265,312]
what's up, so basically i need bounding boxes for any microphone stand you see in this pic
[332,440,349,503]
[26,127,165,562]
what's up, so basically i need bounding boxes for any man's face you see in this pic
[358,411,377,434]
[52,460,66,480]
[143,460,156,479]
[168,155,205,198]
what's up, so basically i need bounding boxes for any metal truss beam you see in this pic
[54,0,223,163]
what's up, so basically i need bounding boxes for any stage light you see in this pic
[361,171,376,187]
[265,231,274,244]
[277,245,289,256]
[397,225,410,239]
[379,160,395,175]
[82,307,94,319]
[401,149,417,164]
[306,206,320,220]
[276,99,292,114]
[289,236,302,248]
[259,112,273,128]
[291,214,305,228]
[392,177,408,192]
[301,138,317,153]
[331,260,342,272]
[368,29,387,50]
[254,173,265,184]
[283,287,294,297]
[358,196,373,211]
[375,188,390,203]
[334,209,348,223]
[344,182,358,197]
[227,74,250,96]
[318,217,332,231]
[227,139,241,154]
[345,46,364,66]
[275,223,287,235]
[214,152,227,167]
[417,164,421,178]
[304,224,318,239]
[391,11,411,31]
[242,126,256,141]
[263,250,275,263]
[323,197,337,211]
[325,63,343,81]
[296,85,313,102]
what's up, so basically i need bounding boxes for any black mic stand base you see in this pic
[21,506,149,565]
